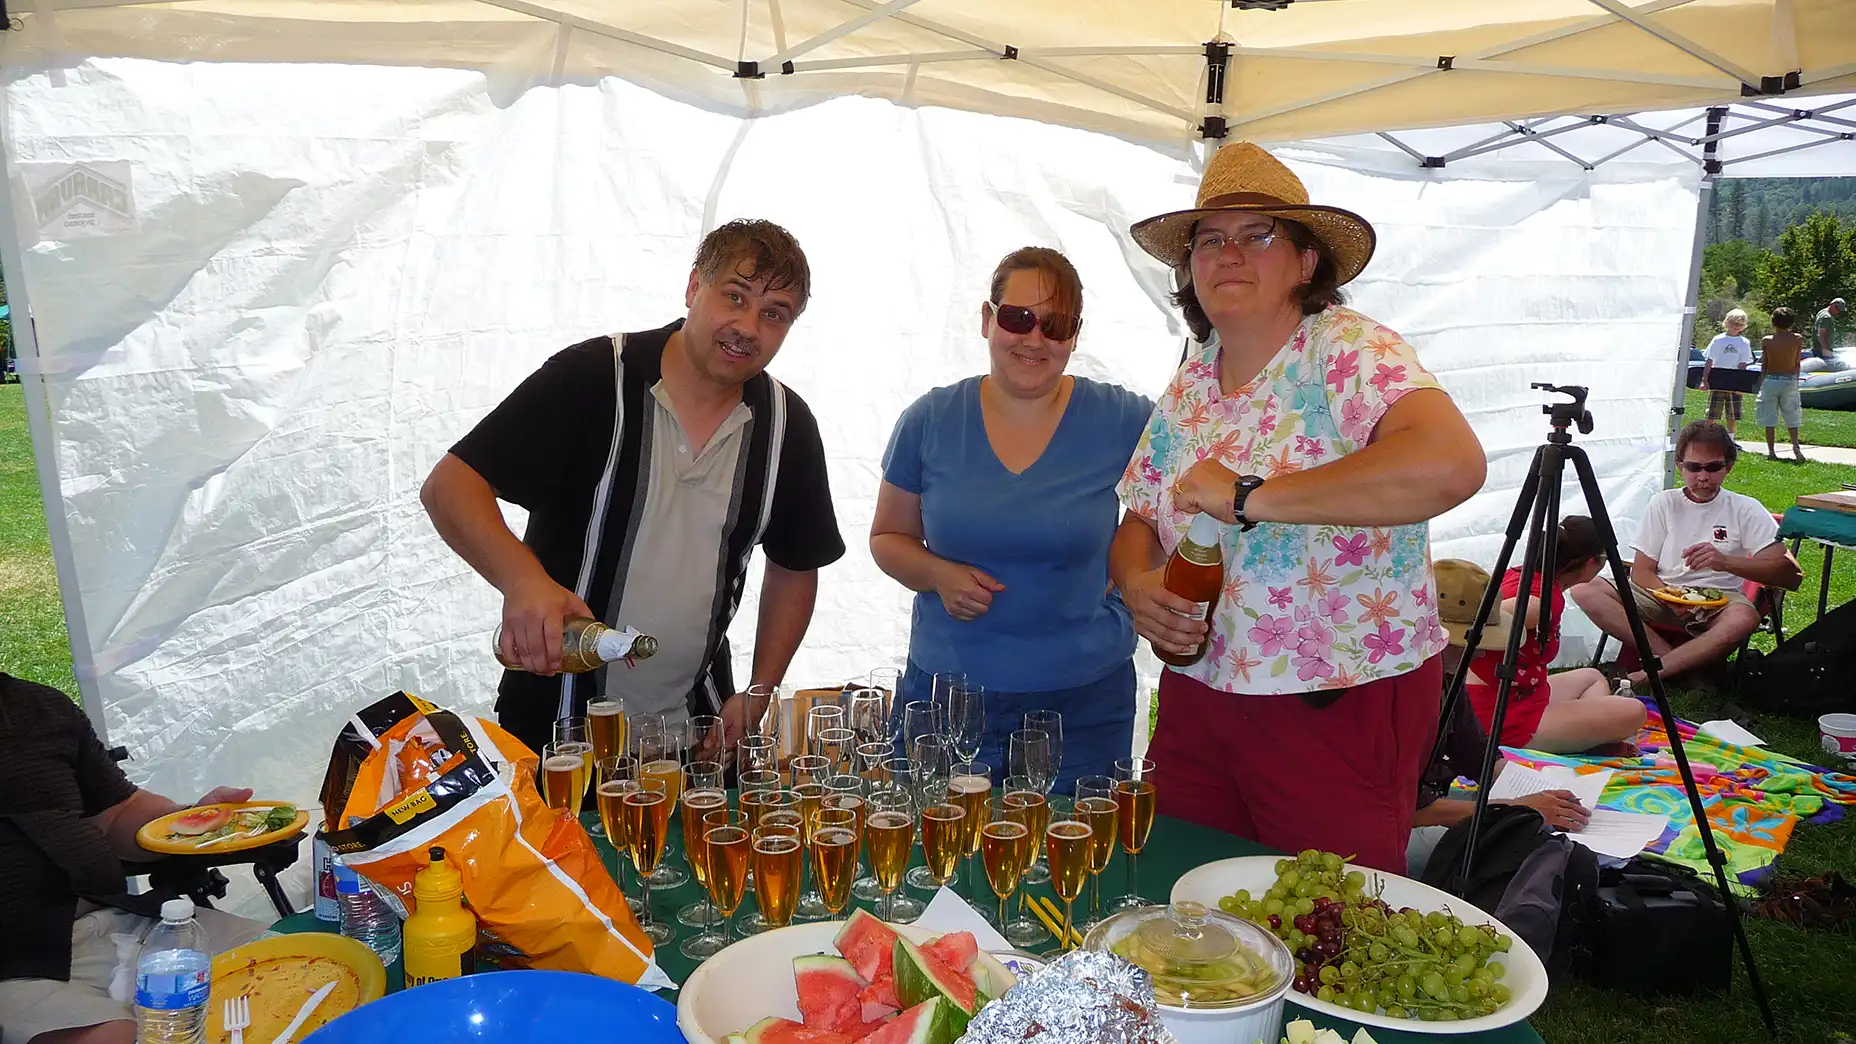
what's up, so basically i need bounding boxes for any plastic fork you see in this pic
[224,994,251,1044]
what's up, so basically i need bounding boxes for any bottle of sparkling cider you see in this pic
[493,616,658,673]
[1154,513,1222,668]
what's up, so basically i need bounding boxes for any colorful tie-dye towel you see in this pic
[1507,702,1856,890]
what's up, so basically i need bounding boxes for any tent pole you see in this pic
[0,139,110,742]
[1666,105,1726,487]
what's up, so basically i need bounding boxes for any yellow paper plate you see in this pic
[136,802,310,856]
[207,934,386,1044]
[1650,587,1730,609]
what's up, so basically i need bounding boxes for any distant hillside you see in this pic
[1707,178,1856,249]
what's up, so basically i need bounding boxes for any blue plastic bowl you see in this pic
[301,970,680,1042]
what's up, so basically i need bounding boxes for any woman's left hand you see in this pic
[1170,459,1240,525]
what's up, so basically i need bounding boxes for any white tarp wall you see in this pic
[4,60,1700,812]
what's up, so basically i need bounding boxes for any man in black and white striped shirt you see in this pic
[422,220,844,758]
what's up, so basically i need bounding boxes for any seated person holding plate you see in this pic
[0,673,264,1044]
[1569,421,1802,689]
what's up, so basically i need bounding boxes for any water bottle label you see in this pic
[135,967,210,1010]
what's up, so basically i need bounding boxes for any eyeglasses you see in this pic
[1679,461,1727,474]
[1190,219,1281,260]
[989,302,1081,342]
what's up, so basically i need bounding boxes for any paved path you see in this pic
[1771,444,1856,466]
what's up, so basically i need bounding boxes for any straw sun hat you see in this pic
[1131,141,1376,285]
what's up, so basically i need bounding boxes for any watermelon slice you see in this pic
[921,932,978,973]
[849,998,964,1044]
[742,1016,855,1044]
[860,974,900,1015]
[167,806,233,836]
[892,937,978,1019]
[795,955,869,1035]
[966,949,1017,1001]
[833,909,901,984]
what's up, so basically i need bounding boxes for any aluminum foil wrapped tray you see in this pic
[957,949,1178,1044]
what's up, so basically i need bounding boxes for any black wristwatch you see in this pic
[1232,474,1265,531]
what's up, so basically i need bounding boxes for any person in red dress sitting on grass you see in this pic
[1453,518,1647,753]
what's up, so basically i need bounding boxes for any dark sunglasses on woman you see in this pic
[989,302,1081,342]
[1679,461,1727,473]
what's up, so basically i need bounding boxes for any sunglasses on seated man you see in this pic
[988,302,1081,342]
[1679,460,1727,474]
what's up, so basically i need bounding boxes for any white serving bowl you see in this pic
[677,921,943,1044]
[1171,856,1549,1036]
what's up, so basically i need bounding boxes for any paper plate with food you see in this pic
[137,802,309,855]
[1650,585,1729,609]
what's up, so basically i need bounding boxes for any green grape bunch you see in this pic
[1217,849,1514,1022]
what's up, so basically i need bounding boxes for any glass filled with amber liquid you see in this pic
[622,777,674,944]
[1044,800,1093,952]
[1110,757,1158,913]
[980,807,1030,930]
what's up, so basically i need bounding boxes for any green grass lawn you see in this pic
[7,385,1856,1043]
[1685,385,1856,450]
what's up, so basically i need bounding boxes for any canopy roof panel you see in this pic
[3,0,1851,150]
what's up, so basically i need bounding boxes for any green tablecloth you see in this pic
[1779,504,1856,548]
[276,808,1543,1044]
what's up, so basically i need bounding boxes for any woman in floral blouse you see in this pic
[1109,142,1487,872]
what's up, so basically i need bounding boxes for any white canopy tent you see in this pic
[4,1,1852,825]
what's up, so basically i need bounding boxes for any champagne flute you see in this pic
[905,733,954,891]
[745,683,781,741]
[849,687,888,744]
[738,734,778,779]
[1044,796,1092,951]
[542,741,592,816]
[929,672,964,741]
[980,804,1031,931]
[687,808,749,961]
[634,714,688,889]
[815,726,857,778]
[947,682,985,764]
[684,714,724,768]
[676,762,727,928]
[866,666,902,701]
[737,790,797,935]
[1007,729,1053,884]
[554,715,596,812]
[586,699,626,837]
[901,700,940,761]
[594,756,640,915]
[948,760,992,906]
[1074,775,1120,930]
[853,754,900,904]
[866,787,922,923]
[1110,756,1158,912]
[1023,710,1064,792]
[918,800,966,891]
[751,829,805,930]
[810,806,860,916]
[789,754,832,921]
[623,776,673,944]
[999,774,1050,948]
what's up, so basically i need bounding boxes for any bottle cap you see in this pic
[414,846,465,903]
[1185,512,1222,547]
[160,898,195,922]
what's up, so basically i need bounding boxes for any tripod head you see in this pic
[1533,383,1594,442]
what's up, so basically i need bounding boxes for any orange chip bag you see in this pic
[325,692,668,989]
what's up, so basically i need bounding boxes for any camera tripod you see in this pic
[1429,384,1774,1032]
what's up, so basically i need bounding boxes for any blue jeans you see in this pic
[896,659,1136,794]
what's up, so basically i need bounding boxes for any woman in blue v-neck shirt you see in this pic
[871,247,1154,790]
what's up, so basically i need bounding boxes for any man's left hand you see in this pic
[1682,542,1727,573]
[195,786,254,807]
[720,689,772,750]
[1170,459,1241,525]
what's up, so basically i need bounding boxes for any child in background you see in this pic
[1702,308,1753,425]
[1758,307,1807,463]
[1463,517,1647,753]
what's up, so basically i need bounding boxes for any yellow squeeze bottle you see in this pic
[402,846,476,987]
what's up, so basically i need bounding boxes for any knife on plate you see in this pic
[270,980,338,1044]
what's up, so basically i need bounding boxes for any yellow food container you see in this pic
[402,846,477,987]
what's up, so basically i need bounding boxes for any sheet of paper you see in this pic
[1567,810,1668,859]
[917,886,1012,952]
[1488,762,1612,810]
[1698,719,1766,747]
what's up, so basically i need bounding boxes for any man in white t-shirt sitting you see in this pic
[1571,420,1802,688]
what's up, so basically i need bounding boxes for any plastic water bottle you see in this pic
[1616,678,1634,699]
[334,856,402,966]
[135,898,211,1044]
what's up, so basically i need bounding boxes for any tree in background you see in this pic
[1757,211,1856,319]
